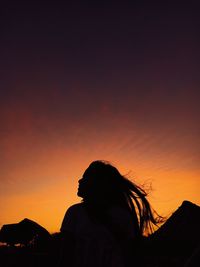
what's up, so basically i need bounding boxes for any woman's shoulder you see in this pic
[60,203,85,232]
[66,202,84,213]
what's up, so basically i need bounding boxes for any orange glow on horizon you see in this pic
[1,151,199,233]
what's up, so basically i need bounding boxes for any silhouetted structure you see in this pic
[152,201,200,242]
[0,218,51,246]
[148,201,200,267]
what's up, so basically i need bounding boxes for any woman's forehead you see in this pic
[83,166,94,175]
[83,164,101,177]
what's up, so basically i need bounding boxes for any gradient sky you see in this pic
[0,2,199,233]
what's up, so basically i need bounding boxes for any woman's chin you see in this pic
[77,189,82,197]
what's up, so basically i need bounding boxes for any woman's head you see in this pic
[77,161,125,203]
[77,160,164,235]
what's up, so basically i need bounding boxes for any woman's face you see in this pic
[77,167,95,198]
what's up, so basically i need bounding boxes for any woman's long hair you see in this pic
[81,160,164,236]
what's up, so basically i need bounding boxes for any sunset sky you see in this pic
[0,2,199,233]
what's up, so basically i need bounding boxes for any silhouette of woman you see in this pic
[59,160,163,267]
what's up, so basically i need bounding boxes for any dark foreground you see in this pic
[0,238,199,267]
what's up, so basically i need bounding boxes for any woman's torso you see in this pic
[61,203,137,267]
